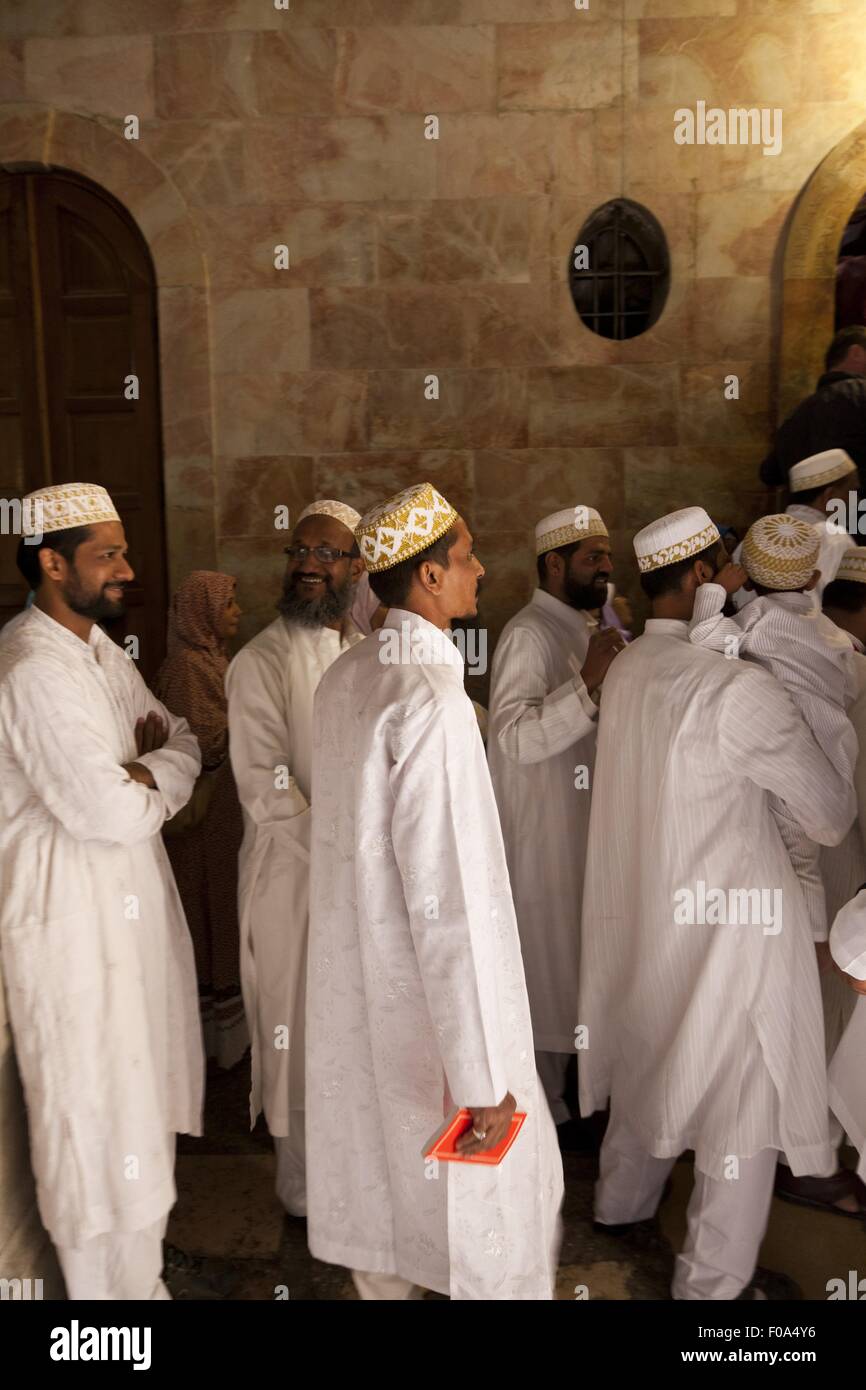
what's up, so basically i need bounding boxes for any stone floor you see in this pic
[167,1054,866,1300]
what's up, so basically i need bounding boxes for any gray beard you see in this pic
[277,579,351,629]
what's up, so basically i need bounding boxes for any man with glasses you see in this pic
[226,500,365,1217]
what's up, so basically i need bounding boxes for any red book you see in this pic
[424,1108,527,1166]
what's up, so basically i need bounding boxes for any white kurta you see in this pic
[733,504,855,611]
[579,618,855,1179]
[0,607,203,1250]
[689,583,857,779]
[690,583,857,940]
[821,648,866,1054]
[306,608,563,1300]
[828,889,866,1181]
[225,615,363,1135]
[487,588,598,1052]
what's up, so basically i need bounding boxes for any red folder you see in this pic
[424,1108,526,1166]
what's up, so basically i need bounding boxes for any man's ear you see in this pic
[350,557,364,583]
[416,559,441,595]
[693,557,715,586]
[803,568,821,592]
[38,546,64,583]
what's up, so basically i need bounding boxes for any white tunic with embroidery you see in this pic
[226,615,363,1135]
[487,588,598,1051]
[579,618,855,1179]
[0,607,203,1249]
[306,608,563,1299]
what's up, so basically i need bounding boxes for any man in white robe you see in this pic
[820,552,866,1057]
[828,889,866,1184]
[226,500,364,1218]
[0,483,203,1300]
[306,483,563,1300]
[487,506,624,1131]
[579,506,855,1300]
[734,449,857,612]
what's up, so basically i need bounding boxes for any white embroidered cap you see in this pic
[788,449,857,494]
[21,482,120,538]
[633,506,720,574]
[834,549,866,585]
[535,506,608,557]
[296,499,362,534]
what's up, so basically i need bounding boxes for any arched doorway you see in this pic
[778,119,866,420]
[0,167,168,678]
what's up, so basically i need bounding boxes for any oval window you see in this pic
[569,198,670,340]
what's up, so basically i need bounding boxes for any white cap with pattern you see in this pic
[21,482,120,538]
[789,449,857,494]
[535,506,608,557]
[296,499,362,534]
[834,549,866,585]
[633,506,720,574]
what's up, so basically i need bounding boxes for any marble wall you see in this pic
[1,0,866,658]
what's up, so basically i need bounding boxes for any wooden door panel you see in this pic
[0,175,42,621]
[0,170,168,679]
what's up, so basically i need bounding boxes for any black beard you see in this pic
[64,580,126,622]
[277,575,351,628]
[563,574,609,610]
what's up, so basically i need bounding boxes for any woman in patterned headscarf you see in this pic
[154,571,248,1069]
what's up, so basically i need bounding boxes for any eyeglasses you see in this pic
[283,544,356,564]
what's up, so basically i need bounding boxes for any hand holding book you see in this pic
[456,1090,517,1156]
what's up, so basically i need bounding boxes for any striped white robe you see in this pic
[579,618,855,1179]
[487,589,598,1052]
[689,583,857,941]
[828,889,866,1181]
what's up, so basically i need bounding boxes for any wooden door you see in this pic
[0,169,167,680]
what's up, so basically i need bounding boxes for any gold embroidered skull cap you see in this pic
[20,482,120,538]
[356,483,458,573]
[633,506,720,574]
[741,513,819,591]
[535,506,608,557]
[788,448,856,494]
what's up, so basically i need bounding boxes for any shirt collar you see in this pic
[379,607,465,674]
[644,617,690,641]
[764,590,814,614]
[27,604,103,658]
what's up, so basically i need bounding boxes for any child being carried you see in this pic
[689,512,857,941]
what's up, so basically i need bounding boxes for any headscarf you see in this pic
[154,570,237,768]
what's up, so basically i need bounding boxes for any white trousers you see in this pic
[57,1214,170,1301]
[274,1111,306,1217]
[595,1114,778,1299]
[352,1270,426,1300]
[536,1050,570,1126]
